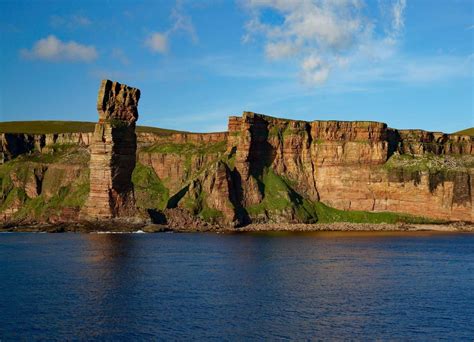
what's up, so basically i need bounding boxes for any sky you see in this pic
[0,0,473,133]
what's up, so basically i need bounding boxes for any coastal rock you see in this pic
[178,160,239,224]
[82,80,140,219]
[97,79,140,124]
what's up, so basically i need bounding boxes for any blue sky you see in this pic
[0,0,472,133]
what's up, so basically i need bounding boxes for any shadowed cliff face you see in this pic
[0,108,473,226]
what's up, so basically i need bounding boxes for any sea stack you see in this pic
[83,79,141,219]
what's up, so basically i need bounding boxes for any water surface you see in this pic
[1,231,473,340]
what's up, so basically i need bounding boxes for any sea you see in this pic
[1,231,473,340]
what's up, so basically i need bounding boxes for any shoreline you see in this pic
[1,222,473,233]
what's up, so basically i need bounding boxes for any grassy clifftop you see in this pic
[0,120,184,135]
[454,127,474,136]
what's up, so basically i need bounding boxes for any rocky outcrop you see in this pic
[137,132,227,147]
[395,129,473,155]
[82,80,140,219]
[0,132,92,163]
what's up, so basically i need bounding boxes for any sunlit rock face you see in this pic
[226,112,473,223]
[83,80,140,219]
[97,79,140,124]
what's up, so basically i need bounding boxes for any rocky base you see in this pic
[2,221,473,233]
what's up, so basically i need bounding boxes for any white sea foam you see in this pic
[93,231,127,234]
[92,230,147,234]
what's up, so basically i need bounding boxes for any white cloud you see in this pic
[20,35,98,62]
[170,0,198,44]
[265,41,298,59]
[300,55,330,84]
[242,0,408,85]
[145,32,169,54]
[145,0,197,54]
[50,14,92,29]
[392,0,406,34]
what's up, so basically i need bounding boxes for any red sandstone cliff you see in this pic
[1,108,472,226]
[225,112,473,223]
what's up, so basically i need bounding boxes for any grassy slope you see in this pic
[132,163,169,211]
[0,145,90,221]
[0,120,184,135]
[454,127,474,136]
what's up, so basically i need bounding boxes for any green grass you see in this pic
[0,187,27,213]
[224,152,236,171]
[25,144,89,165]
[132,163,169,210]
[384,153,474,173]
[246,168,319,223]
[180,186,224,223]
[61,179,89,207]
[268,125,281,138]
[199,207,224,222]
[0,168,90,221]
[313,202,441,224]
[454,127,474,136]
[0,144,91,221]
[0,121,95,134]
[136,125,184,135]
[143,141,227,155]
[0,120,184,135]
[245,167,439,224]
[142,141,227,183]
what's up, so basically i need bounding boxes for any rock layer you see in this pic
[82,80,140,219]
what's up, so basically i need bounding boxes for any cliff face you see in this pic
[0,144,89,223]
[0,132,92,163]
[226,112,473,223]
[129,111,473,225]
[1,107,472,226]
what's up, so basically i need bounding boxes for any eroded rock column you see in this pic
[83,79,140,219]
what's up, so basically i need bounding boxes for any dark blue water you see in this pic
[1,231,473,340]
